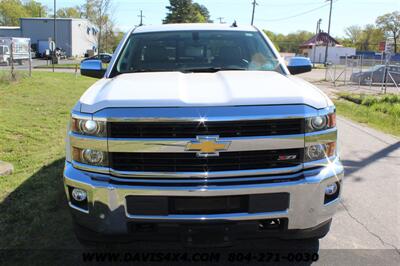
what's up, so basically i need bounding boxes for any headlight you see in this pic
[304,142,336,162]
[306,112,336,132]
[71,118,106,136]
[72,147,108,166]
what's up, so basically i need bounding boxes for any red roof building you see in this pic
[300,32,340,49]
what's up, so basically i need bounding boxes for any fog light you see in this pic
[325,183,338,196]
[305,144,325,161]
[82,149,104,165]
[71,188,87,202]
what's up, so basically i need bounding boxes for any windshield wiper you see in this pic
[180,67,247,73]
[129,69,173,73]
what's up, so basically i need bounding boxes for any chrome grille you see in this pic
[109,119,304,138]
[110,149,303,173]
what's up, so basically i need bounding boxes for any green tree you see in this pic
[23,0,47,17]
[376,11,400,53]
[79,0,114,53]
[193,3,211,22]
[0,0,28,26]
[264,30,313,53]
[359,24,385,51]
[57,7,82,18]
[344,25,362,46]
[163,0,210,24]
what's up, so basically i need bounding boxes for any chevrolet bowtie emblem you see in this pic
[186,136,231,157]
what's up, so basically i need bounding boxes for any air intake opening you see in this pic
[258,218,286,231]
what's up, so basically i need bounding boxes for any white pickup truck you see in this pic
[0,38,31,66]
[65,24,343,246]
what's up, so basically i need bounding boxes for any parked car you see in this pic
[67,24,343,246]
[350,65,400,85]
[82,53,112,64]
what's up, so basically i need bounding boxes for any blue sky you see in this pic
[41,0,400,37]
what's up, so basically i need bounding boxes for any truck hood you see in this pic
[79,71,329,113]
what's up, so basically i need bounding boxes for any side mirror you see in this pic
[287,57,312,75]
[80,59,106,78]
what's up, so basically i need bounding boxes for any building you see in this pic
[300,32,356,64]
[0,26,21,37]
[0,18,98,57]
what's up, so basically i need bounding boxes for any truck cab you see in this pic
[65,24,343,246]
[0,45,10,65]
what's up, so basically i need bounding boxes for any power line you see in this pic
[256,1,338,22]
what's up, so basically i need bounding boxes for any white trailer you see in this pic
[0,37,31,65]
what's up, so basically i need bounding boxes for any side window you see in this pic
[116,38,133,72]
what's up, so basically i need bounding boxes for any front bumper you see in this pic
[63,158,344,236]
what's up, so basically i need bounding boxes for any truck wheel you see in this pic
[362,77,372,86]
[17,60,23,65]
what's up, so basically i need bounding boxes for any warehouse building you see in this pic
[0,18,98,57]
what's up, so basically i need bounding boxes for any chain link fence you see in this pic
[324,55,400,94]
[0,37,32,81]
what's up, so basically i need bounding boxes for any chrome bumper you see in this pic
[64,158,344,235]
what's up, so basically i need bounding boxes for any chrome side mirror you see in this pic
[287,57,312,75]
[80,60,106,78]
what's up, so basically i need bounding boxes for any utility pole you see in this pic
[217,17,225,24]
[251,0,258,26]
[53,0,56,72]
[138,10,144,26]
[313,18,322,67]
[324,0,333,66]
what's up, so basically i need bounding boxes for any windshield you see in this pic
[112,30,282,75]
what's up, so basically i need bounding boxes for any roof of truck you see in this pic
[133,23,258,34]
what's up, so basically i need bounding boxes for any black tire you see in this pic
[362,77,372,86]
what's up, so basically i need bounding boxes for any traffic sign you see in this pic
[385,37,394,54]
[49,41,56,52]
[379,41,386,52]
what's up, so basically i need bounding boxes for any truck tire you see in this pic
[17,60,23,65]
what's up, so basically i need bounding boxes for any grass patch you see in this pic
[337,92,400,118]
[0,71,30,85]
[0,71,96,248]
[335,95,400,136]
